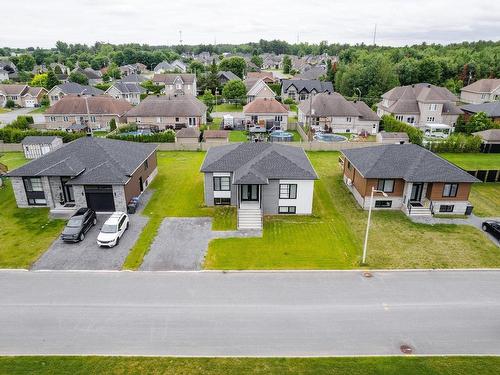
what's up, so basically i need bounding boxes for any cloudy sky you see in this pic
[2,0,500,48]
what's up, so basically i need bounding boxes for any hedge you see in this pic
[0,128,85,143]
[426,133,482,153]
[380,115,423,145]
[107,130,175,143]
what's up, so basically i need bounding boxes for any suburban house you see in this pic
[460,79,500,104]
[217,71,241,86]
[120,73,147,83]
[47,82,104,106]
[126,94,207,130]
[0,84,48,108]
[119,63,146,76]
[245,79,276,103]
[203,130,229,143]
[293,66,327,80]
[176,127,201,143]
[200,142,318,229]
[73,67,103,85]
[281,80,333,102]
[152,74,197,96]
[6,137,157,214]
[243,98,289,129]
[298,92,380,134]
[105,81,145,105]
[44,95,132,130]
[341,144,479,216]
[261,54,282,70]
[154,61,174,73]
[376,83,462,131]
[21,136,63,159]
[472,129,500,153]
[461,102,500,123]
[246,72,277,84]
[376,132,410,144]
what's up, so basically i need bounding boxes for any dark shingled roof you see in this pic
[218,71,241,81]
[461,102,500,118]
[6,137,157,185]
[342,144,479,183]
[21,136,60,144]
[282,79,333,94]
[201,143,318,185]
[176,127,200,138]
[126,95,206,117]
[472,129,500,142]
[55,82,104,96]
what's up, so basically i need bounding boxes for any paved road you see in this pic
[0,107,44,125]
[1,270,500,356]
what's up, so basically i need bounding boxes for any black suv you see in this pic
[61,208,97,242]
[482,220,500,242]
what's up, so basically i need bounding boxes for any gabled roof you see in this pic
[154,61,174,72]
[21,136,61,145]
[246,79,275,97]
[119,73,147,83]
[73,67,101,80]
[126,95,206,117]
[461,102,500,118]
[282,80,333,94]
[342,144,479,183]
[472,129,500,142]
[7,137,157,185]
[461,79,500,94]
[152,73,195,85]
[45,95,132,116]
[293,66,327,80]
[243,98,288,114]
[52,82,104,96]
[201,142,318,184]
[107,82,145,94]
[203,130,229,139]
[0,84,28,95]
[218,71,241,81]
[176,127,200,138]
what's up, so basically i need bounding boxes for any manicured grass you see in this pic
[92,130,109,137]
[205,152,499,270]
[214,103,243,112]
[289,130,302,142]
[1,356,499,375]
[439,153,500,170]
[229,130,248,142]
[0,107,11,114]
[212,206,237,231]
[470,183,500,217]
[206,117,222,130]
[29,106,47,114]
[123,152,214,269]
[0,153,65,268]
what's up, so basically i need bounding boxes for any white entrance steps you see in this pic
[238,207,263,229]
[408,206,432,217]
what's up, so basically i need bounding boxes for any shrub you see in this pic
[117,123,138,133]
[40,95,50,107]
[426,133,482,153]
[0,128,85,143]
[109,118,117,131]
[380,115,423,145]
[283,98,296,105]
[5,99,15,109]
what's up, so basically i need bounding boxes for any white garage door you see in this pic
[25,99,36,108]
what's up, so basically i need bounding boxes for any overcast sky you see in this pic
[2,0,499,48]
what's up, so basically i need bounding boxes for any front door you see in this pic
[410,183,423,202]
[61,177,75,204]
[241,184,259,202]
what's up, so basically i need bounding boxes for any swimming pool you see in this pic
[270,130,293,142]
[314,133,348,143]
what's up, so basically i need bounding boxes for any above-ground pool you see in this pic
[121,129,153,136]
[314,133,348,142]
[270,130,293,142]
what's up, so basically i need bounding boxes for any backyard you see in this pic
[439,152,500,170]
[214,103,243,112]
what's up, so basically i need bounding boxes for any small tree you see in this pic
[45,70,60,90]
[69,71,89,85]
[200,89,215,113]
[250,55,263,69]
[30,73,48,88]
[466,112,496,133]
[282,55,292,74]
[109,118,117,131]
[107,63,121,79]
[219,57,246,79]
[5,99,15,109]
[54,65,63,75]
[222,80,247,104]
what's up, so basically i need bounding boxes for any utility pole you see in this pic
[179,30,183,45]
[373,24,377,46]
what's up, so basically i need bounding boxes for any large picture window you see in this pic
[213,176,230,191]
[23,177,46,206]
[442,183,458,197]
[279,184,297,199]
[377,179,395,193]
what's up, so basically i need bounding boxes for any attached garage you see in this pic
[84,185,115,212]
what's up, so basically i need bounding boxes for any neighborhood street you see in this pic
[1,270,499,356]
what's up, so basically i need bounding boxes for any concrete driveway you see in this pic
[32,191,152,270]
[140,217,261,271]
[0,107,44,125]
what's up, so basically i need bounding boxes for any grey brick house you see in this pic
[6,137,157,215]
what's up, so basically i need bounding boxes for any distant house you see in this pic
[203,130,229,143]
[341,144,479,216]
[293,66,327,80]
[49,63,70,75]
[6,137,157,213]
[261,54,282,70]
[126,95,207,130]
[298,92,380,134]
[243,98,289,129]
[200,143,318,229]
[105,82,145,105]
[246,71,277,84]
[472,129,500,153]
[119,73,147,84]
[44,95,132,130]
[281,79,333,102]
[154,61,174,74]
[47,82,104,106]
[377,83,462,130]
[245,79,276,103]
[217,71,241,85]
[171,59,188,73]
[119,63,146,77]
[21,136,63,159]
[0,84,47,108]
[461,102,500,123]
[176,127,201,143]
[460,79,500,104]
[0,69,9,82]
[73,67,103,85]
[376,132,410,144]
[152,74,197,96]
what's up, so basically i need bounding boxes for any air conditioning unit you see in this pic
[346,178,352,186]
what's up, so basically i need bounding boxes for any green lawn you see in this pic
[1,356,499,375]
[212,206,237,230]
[470,183,500,217]
[0,153,65,268]
[29,106,47,114]
[440,153,500,170]
[205,152,499,270]
[214,103,243,112]
[204,117,222,130]
[0,107,11,114]
[229,130,248,142]
[92,130,109,138]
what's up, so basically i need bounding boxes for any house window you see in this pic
[347,161,352,171]
[251,115,258,123]
[429,104,438,111]
[176,84,182,90]
[278,206,296,214]
[427,116,435,122]
[214,197,231,205]
[90,116,96,122]
[63,116,68,122]
[346,117,352,123]
[136,117,142,123]
[11,96,18,100]
[175,117,180,122]
[375,200,392,208]
[50,116,56,122]
[377,179,395,193]
[144,159,149,170]
[213,176,230,191]
[279,184,297,199]
[275,115,283,122]
[407,116,415,124]
[481,93,488,99]
[189,117,196,126]
[442,183,458,197]
[439,205,454,213]
[395,115,404,121]
[23,177,47,206]
[156,117,162,123]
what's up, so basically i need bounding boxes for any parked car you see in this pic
[61,208,97,242]
[96,212,129,248]
[482,220,500,241]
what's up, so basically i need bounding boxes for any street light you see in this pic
[361,186,388,265]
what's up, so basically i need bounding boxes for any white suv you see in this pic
[96,212,129,248]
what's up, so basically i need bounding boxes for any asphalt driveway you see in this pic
[0,107,44,125]
[32,191,152,270]
[140,217,261,271]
